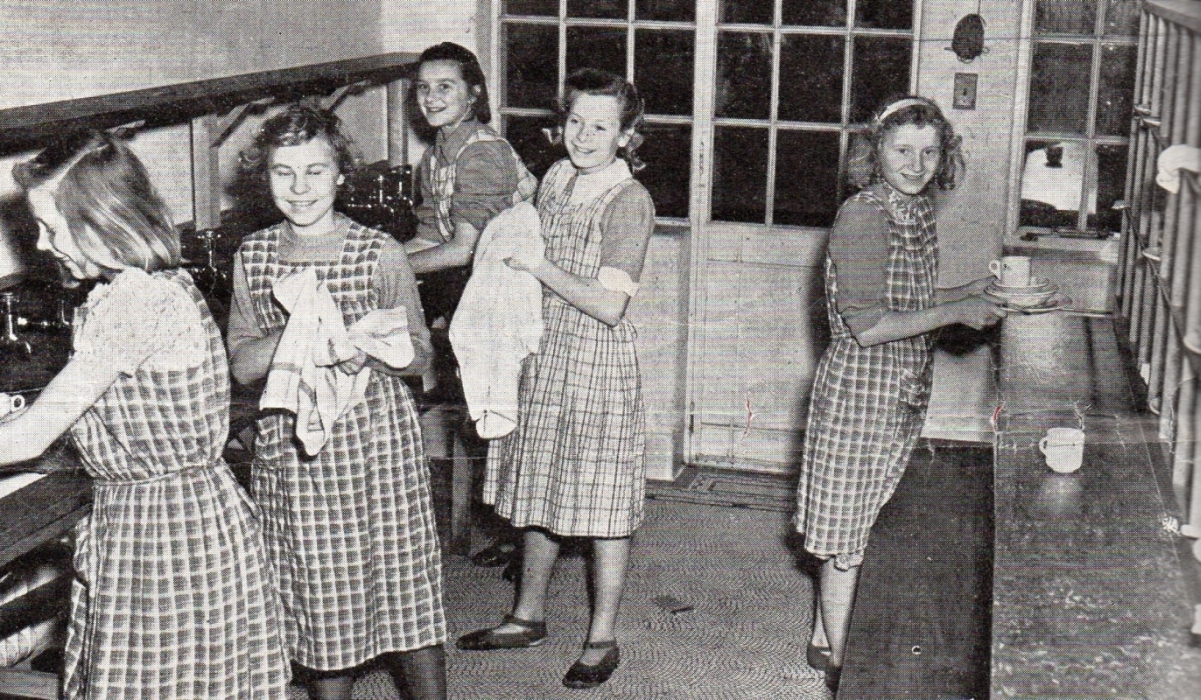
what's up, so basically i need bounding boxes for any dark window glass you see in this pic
[636,0,694,22]
[1097,44,1137,136]
[782,0,844,27]
[1103,0,1141,35]
[712,126,769,223]
[1028,42,1092,134]
[715,32,773,119]
[850,37,911,123]
[568,0,624,19]
[504,0,557,16]
[779,35,844,123]
[505,24,559,109]
[637,123,692,218]
[636,29,695,116]
[1019,138,1084,229]
[503,114,565,180]
[1089,143,1128,232]
[1035,0,1096,35]
[855,0,913,30]
[567,26,627,78]
[720,0,771,25]
[774,130,841,227]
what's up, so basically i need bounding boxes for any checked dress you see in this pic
[485,158,652,538]
[239,220,446,671]
[795,183,938,566]
[61,268,288,700]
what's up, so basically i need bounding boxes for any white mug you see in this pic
[989,255,1032,287]
[0,393,24,420]
[1039,427,1084,474]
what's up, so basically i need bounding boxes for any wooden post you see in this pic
[190,114,221,231]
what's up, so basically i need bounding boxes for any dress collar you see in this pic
[435,117,480,157]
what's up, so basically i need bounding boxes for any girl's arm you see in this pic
[407,219,481,273]
[508,257,631,327]
[937,277,995,304]
[226,258,281,385]
[0,356,120,464]
[851,297,1005,347]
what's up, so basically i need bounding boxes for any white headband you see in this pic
[876,98,929,124]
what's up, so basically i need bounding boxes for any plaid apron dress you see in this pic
[795,184,938,563]
[62,268,289,700]
[239,221,446,670]
[485,159,647,538]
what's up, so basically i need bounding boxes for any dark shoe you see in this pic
[825,664,842,694]
[471,540,519,568]
[456,614,547,651]
[562,640,620,689]
[807,641,830,672]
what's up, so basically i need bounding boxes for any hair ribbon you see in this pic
[876,98,929,124]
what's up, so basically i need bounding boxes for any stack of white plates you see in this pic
[985,276,1061,309]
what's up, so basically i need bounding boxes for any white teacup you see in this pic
[989,255,1032,287]
[0,393,24,420]
[1039,427,1084,474]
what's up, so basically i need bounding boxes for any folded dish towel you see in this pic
[262,268,414,455]
[1157,144,1201,194]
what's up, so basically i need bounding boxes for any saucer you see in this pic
[1002,294,1072,314]
[986,282,1059,307]
[990,275,1051,292]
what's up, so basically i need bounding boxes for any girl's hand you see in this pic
[952,296,1007,329]
[504,252,546,276]
[963,276,996,295]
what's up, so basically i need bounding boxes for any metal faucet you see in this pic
[0,291,32,358]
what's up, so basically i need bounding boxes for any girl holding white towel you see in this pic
[456,68,654,691]
[226,104,446,700]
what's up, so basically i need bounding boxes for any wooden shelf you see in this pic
[0,52,416,154]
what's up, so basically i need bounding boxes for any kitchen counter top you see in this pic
[992,312,1201,698]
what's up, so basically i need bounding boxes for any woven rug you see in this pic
[646,465,798,512]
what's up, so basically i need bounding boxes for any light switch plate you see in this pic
[953,72,978,110]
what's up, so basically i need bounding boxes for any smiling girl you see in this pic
[794,96,1004,691]
[226,105,446,700]
[456,68,654,691]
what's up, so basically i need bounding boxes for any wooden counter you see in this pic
[992,312,1201,698]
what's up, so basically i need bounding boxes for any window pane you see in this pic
[638,123,692,218]
[567,26,627,78]
[504,0,557,16]
[1097,44,1137,136]
[503,114,565,179]
[1103,0,1141,35]
[636,0,694,22]
[1020,139,1085,229]
[721,0,771,25]
[778,35,844,123]
[568,0,624,19]
[851,37,911,123]
[712,126,768,223]
[505,23,559,109]
[1035,0,1096,35]
[715,32,773,119]
[1089,143,1127,232]
[1028,42,1091,134]
[774,130,840,227]
[636,29,695,115]
[856,0,913,30]
[782,0,845,27]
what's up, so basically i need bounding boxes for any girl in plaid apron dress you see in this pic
[226,106,446,700]
[457,69,654,691]
[793,97,1004,691]
[405,43,538,573]
[0,133,289,699]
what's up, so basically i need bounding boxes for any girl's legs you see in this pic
[391,645,448,700]
[811,600,829,649]
[580,536,631,664]
[819,558,861,669]
[494,528,560,630]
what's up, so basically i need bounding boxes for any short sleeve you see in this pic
[73,270,205,375]
[599,183,655,283]
[450,141,523,233]
[827,197,890,335]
